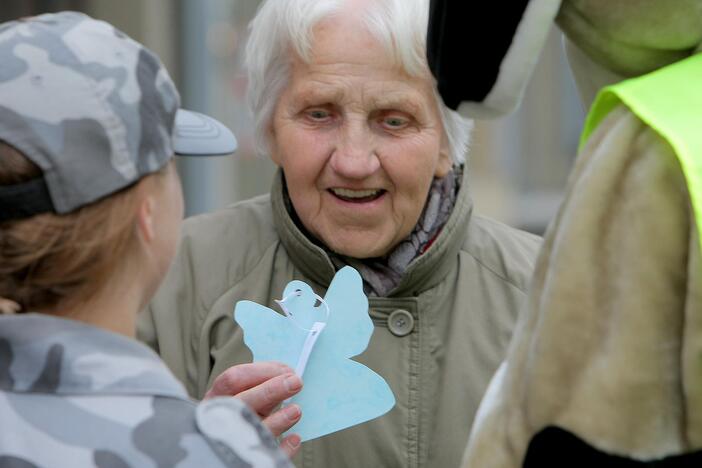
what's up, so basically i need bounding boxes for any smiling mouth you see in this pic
[328,188,386,203]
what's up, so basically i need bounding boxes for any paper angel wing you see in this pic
[234,267,396,442]
[234,300,309,369]
[321,266,374,358]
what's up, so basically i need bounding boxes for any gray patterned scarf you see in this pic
[284,167,461,297]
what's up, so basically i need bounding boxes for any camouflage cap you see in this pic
[0,11,237,221]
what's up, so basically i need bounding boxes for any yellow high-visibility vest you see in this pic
[581,53,702,250]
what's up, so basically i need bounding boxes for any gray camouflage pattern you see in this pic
[0,314,293,468]
[0,11,178,213]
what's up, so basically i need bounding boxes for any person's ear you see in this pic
[268,129,282,166]
[434,135,452,178]
[136,195,157,245]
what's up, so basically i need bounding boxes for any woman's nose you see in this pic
[329,120,380,179]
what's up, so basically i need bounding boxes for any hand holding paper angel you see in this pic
[205,361,303,456]
[234,266,396,442]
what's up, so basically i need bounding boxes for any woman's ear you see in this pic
[136,195,157,244]
[268,129,282,166]
[435,137,452,178]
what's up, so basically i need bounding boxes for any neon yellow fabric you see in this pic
[581,53,702,249]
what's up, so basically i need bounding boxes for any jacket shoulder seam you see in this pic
[203,238,281,314]
[461,247,530,294]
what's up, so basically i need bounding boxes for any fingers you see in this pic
[205,362,292,399]
[204,361,304,456]
[262,403,301,437]
[279,433,302,459]
[235,372,303,417]
[0,298,20,315]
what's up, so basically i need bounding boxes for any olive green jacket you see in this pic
[139,169,540,468]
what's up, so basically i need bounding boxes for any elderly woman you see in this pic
[141,0,540,466]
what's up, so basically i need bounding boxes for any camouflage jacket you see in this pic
[0,314,293,468]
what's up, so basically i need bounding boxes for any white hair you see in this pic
[245,0,472,164]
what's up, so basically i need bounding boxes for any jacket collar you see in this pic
[0,314,187,399]
[271,167,474,297]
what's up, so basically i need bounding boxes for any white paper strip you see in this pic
[294,321,326,377]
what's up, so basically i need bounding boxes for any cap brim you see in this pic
[173,109,238,156]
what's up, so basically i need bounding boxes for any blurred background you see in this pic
[2,0,585,234]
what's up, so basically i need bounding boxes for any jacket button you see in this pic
[387,309,414,337]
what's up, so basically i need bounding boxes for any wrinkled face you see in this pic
[270,17,451,259]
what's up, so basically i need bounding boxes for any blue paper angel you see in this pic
[234,266,396,442]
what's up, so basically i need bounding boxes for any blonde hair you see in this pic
[0,142,163,312]
[245,0,473,163]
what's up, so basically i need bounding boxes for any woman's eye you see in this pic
[305,109,331,121]
[382,115,410,129]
